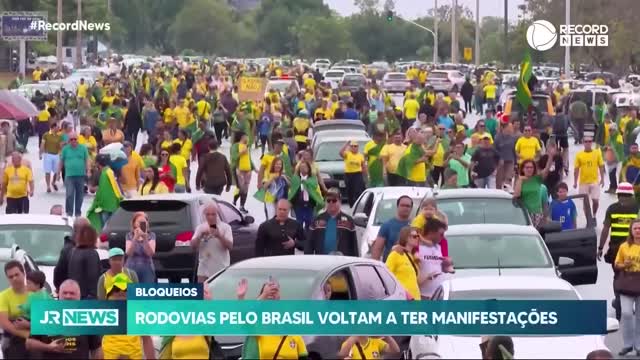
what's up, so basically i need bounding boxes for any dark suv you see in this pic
[99,194,257,283]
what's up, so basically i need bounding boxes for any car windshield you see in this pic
[437,198,529,225]
[267,81,294,93]
[511,96,549,114]
[208,268,318,300]
[429,72,449,79]
[450,289,578,300]
[374,198,421,225]
[0,225,71,266]
[386,74,407,81]
[343,76,365,86]
[315,140,367,161]
[325,72,344,78]
[447,234,552,269]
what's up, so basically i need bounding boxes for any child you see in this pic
[19,271,52,320]
[338,336,400,360]
[411,198,450,259]
[442,168,458,189]
[550,182,577,231]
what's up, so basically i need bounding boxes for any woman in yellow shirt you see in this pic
[139,166,169,196]
[101,118,124,146]
[339,141,367,207]
[174,129,193,192]
[102,273,155,359]
[163,100,176,125]
[385,226,421,300]
[338,336,400,360]
[615,219,640,355]
[158,129,174,155]
[169,143,188,193]
[78,126,97,158]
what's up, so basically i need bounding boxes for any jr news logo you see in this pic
[527,19,608,51]
[40,309,119,326]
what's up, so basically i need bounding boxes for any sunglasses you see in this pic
[69,138,78,141]
[161,153,169,156]
[326,198,339,203]
[411,234,420,239]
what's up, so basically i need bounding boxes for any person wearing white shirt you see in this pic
[190,201,233,283]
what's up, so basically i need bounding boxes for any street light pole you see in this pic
[504,0,508,66]
[394,14,438,64]
[434,0,438,64]
[451,0,457,63]
[475,0,480,65]
[56,0,63,72]
[75,0,82,69]
[565,0,571,77]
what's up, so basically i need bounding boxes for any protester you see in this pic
[385,226,421,300]
[97,247,139,300]
[338,335,400,360]
[307,189,358,256]
[614,219,640,356]
[191,201,234,283]
[196,139,232,196]
[169,142,189,193]
[339,140,367,207]
[471,136,500,189]
[256,199,304,257]
[120,141,142,198]
[1,152,34,214]
[59,132,90,217]
[139,165,169,195]
[418,218,451,300]
[0,261,29,358]
[574,136,605,216]
[125,212,156,283]
[371,195,413,261]
[288,161,323,230]
[40,121,62,193]
[482,336,514,360]
[86,155,122,231]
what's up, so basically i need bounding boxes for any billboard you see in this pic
[0,11,48,41]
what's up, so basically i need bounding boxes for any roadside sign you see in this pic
[0,11,48,41]
[464,48,472,62]
[238,77,268,102]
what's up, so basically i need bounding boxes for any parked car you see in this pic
[0,245,52,293]
[426,70,466,94]
[0,214,109,292]
[99,194,257,283]
[311,120,367,149]
[409,276,617,359]
[264,77,300,98]
[340,73,368,93]
[206,255,408,359]
[504,92,555,126]
[418,189,598,285]
[382,72,411,93]
[314,134,370,199]
[323,69,346,89]
[352,187,432,256]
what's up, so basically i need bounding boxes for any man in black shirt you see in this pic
[255,199,305,257]
[471,136,500,189]
[26,279,102,359]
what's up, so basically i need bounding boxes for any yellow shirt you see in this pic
[257,336,307,360]
[238,144,252,171]
[0,287,28,319]
[163,107,175,124]
[432,142,445,167]
[196,100,211,119]
[170,154,188,186]
[174,138,193,162]
[102,95,115,106]
[77,83,88,98]
[404,99,420,120]
[575,150,604,185]
[406,145,427,182]
[32,69,41,81]
[78,134,97,154]
[344,338,388,360]
[515,136,541,163]
[386,251,420,300]
[483,84,497,99]
[121,156,141,191]
[380,143,406,174]
[471,131,493,144]
[139,181,169,196]
[304,77,316,91]
[161,140,173,151]
[102,335,143,359]
[37,109,50,123]
[615,242,640,273]
[174,106,193,129]
[344,151,364,174]
[171,77,179,93]
[161,336,209,360]
[3,165,32,198]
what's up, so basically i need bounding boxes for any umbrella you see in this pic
[0,90,39,118]
[0,102,31,120]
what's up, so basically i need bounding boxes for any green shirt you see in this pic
[60,144,89,178]
[449,154,472,187]
[521,175,543,214]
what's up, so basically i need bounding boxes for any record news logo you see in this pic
[527,19,608,51]
[39,309,119,326]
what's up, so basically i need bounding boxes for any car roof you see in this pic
[366,186,432,199]
[125,193,216,203]
[314,120,366,129]
[229,255,380,272]
[446,275,575,293]
[385,72,406,77]
[0,214,71,227]
[433,188,513,199]
[445,224,540,236]
[316,135,370,143]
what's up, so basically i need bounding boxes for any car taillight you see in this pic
[99,233,108,242]
[175,231,193,247]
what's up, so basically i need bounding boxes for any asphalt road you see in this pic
[5,107,625,354]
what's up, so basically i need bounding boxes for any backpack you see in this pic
[552,114,569,135]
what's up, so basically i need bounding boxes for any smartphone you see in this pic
[139,221,147,233]
[210,224,217,229]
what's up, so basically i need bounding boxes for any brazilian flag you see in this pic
[396,144,425,180]
[365,140,385,187]
[87,167,123,232]
[516,51,533,110]
[288,175,324,214]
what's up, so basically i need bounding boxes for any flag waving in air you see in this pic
[516,51,533,110]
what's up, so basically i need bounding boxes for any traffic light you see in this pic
[386,9,393,22]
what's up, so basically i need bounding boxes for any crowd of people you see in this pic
[0,57,633,358]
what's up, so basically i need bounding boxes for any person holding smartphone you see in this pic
[125,212,156,283]
[191,201,233,283]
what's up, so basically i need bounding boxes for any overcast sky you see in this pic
[324,0,527,20]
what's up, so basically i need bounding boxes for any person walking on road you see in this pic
[1,152,34,214]
[306,189,358,256]
[196,139,232,196]
[573,137,606,217]
[461,77,474,114]
[371,195,413,261]
[191,201,233,283]
[614,219,640,356]
[255,199,304,257]
[598,182,639,322]
[59,132,90,217]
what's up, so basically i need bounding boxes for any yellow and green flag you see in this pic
[516,51,533,110]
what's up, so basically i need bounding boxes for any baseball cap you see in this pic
[617,182,635,195]
[108,247,125,258]
[326,188,341,200]
[350,140,359,146]
[482,135,491,140]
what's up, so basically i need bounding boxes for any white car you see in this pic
[331,65,358,74]
[264,77,300,98]
[352,187,433,257]
[382,72,411,93]
[0,215,109,293]
[426,70,466,94]
[409,275,617,359]
[323,69,346,89]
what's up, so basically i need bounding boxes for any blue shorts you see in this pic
[43,153,59,174]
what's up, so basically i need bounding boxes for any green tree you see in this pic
[293,15,357,60]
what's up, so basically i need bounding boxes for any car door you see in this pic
[217,201,255,264]
[543,194,598,285]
